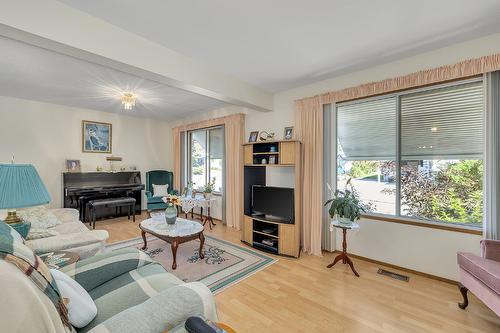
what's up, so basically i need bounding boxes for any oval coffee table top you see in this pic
[140,216,203,237]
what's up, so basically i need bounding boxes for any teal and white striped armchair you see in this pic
[1,247,218,333]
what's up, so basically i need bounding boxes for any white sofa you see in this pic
[25,208,109,259]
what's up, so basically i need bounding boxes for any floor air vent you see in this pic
[377,268,409,282]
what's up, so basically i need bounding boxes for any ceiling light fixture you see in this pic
[430,127,438,132]
[121,92,136,110]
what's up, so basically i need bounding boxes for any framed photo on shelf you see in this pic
[248,131,259,142]
[65,159,81,173]
[284,126,294,140]
[82,120,112,153]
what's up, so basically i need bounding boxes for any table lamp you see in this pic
[0,164,51,224]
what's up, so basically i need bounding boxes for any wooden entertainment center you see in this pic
[241,140,302,258]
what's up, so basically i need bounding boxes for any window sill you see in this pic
[361,214,483,235]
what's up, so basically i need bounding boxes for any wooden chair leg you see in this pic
[458,282,469,309]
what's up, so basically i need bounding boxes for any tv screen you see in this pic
[252,186,294,223]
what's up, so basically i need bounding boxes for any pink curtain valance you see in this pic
[293,52,500,256]
[297,53,500,106]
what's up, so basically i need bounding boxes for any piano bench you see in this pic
[87,197,137,229]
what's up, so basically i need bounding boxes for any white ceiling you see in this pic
[0,36,228,120]
[58,0,500,92]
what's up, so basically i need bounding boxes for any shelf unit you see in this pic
[241,140,302,257]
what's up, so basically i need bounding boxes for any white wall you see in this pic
[0,96,172,210]
[342,219,481,280]
[271,32,500,280]
[174,32,500,280]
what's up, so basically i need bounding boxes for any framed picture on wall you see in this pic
[248,131,259,142]
[65,159,81,173]
[82,120,112,153]
[284,126,294,140]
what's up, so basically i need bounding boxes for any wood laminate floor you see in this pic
[89,212,500,333]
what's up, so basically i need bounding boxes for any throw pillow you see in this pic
[152,183,169,197]
[18,206,61,229]
[51,269,97,328]
[4,223,26,243]
[26,228,59,240]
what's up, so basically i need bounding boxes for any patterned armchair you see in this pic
[0,232,218,333]
[146,170,174,211]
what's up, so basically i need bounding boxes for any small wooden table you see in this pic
[39,251,80,269]
[327,220,360,277]
[172,195,217,230]
[140,216,205,270]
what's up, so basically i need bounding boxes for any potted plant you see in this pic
[202,178,216,199]
[324,180,368,224]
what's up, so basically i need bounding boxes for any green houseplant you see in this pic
[324,180,367,224]
[202,178,216,199]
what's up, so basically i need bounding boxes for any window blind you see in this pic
[337,97,396,160]
[400,81,484,160]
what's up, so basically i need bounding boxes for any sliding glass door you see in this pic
[188,126,224,194]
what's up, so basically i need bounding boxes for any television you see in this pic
[251,185,294,223]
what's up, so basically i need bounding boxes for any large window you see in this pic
[336,79,484,227]
[188,126,224,193]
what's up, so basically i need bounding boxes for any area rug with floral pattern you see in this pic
[107,235,276,293]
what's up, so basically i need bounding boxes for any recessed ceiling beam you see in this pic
[0,0,273,112]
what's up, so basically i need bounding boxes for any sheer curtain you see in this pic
[322,103,336,252]
[224,114,245,230]
[171,114,245,230]
[295,97,324,256]
[484,71,500,240]
[172,126,182,190]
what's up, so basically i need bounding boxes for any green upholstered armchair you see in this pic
[146,170,174,211]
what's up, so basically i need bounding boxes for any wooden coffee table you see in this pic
[140,216,205,270]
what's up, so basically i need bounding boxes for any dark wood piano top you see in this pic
[63,171,142,187]
[62,171,144,220]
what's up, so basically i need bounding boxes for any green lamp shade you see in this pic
[0,164,51,209]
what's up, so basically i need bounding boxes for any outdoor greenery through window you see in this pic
[188,126,224,193]
[336,79,484,227]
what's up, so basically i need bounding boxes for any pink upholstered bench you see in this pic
[457,239,500,316]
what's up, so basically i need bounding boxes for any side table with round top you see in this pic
[327,220,360,277]
[140,216,205,270]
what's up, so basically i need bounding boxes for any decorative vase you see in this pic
[204,192,212,199]
[165,204,177,224]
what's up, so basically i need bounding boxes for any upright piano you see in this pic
[63,171,145,222]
